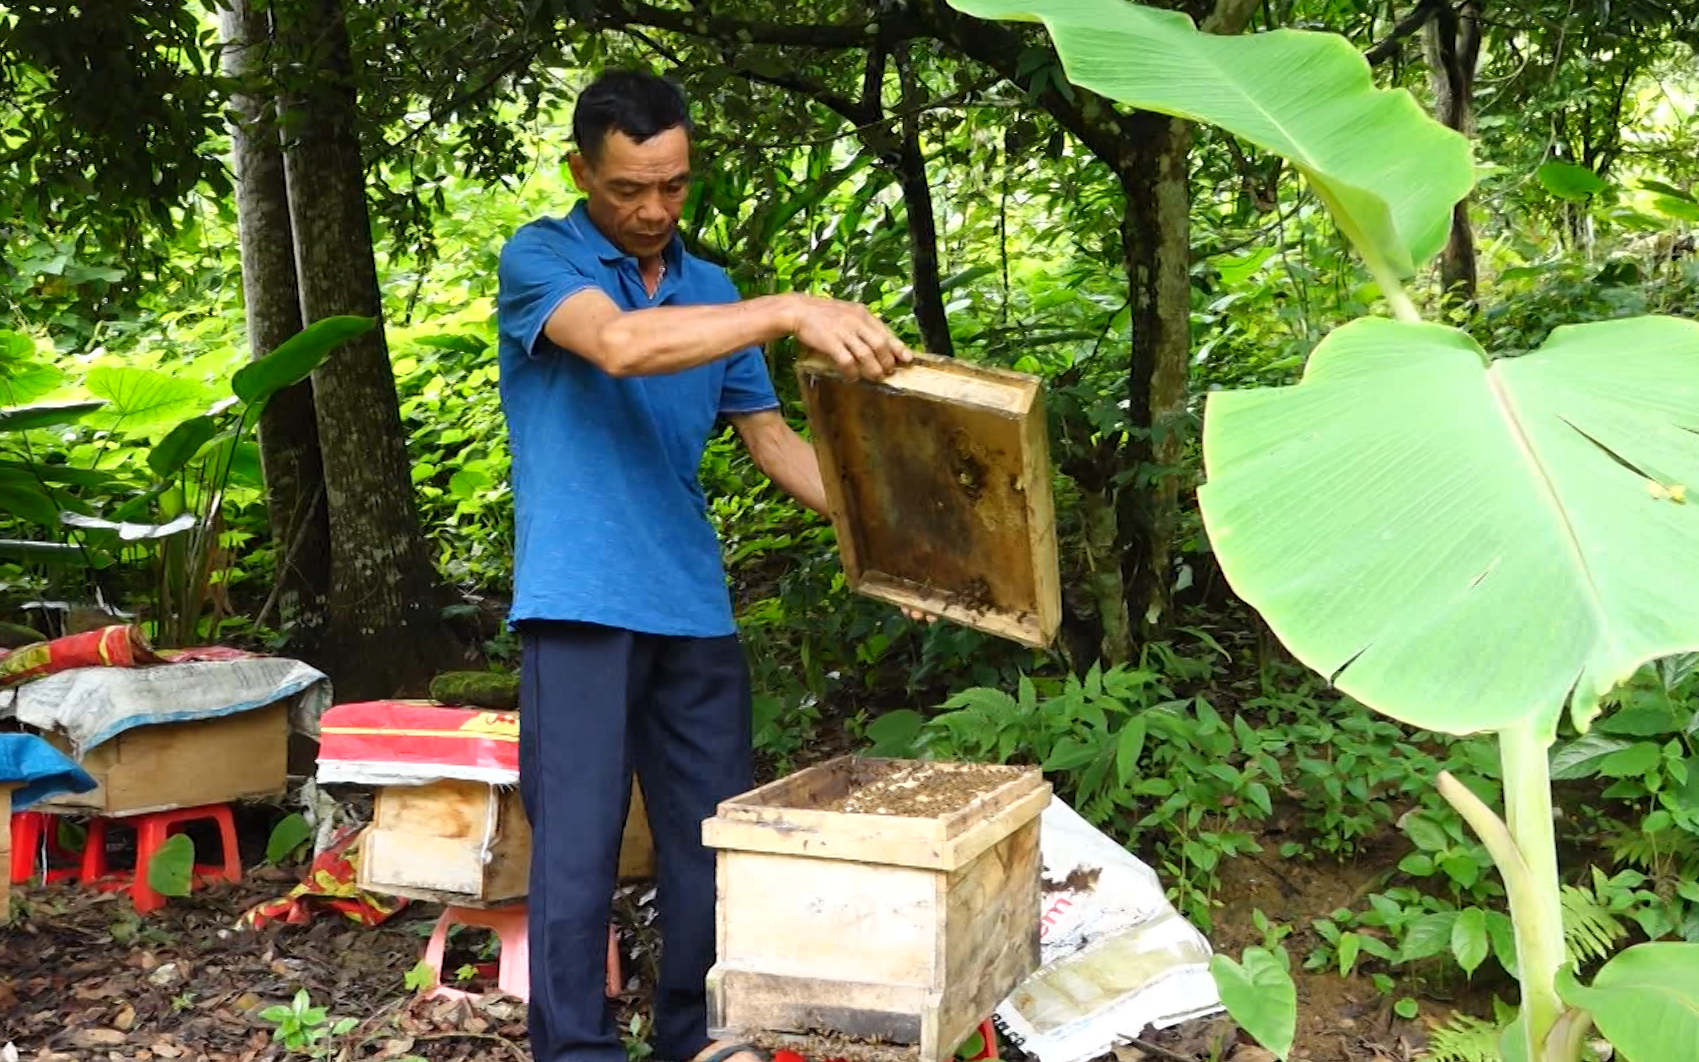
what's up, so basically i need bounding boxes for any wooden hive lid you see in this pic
[796,351,1061,649]
[703,756,1052,871]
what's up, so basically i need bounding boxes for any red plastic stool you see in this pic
[420,904,622,1003]
[9,811,84,885]
[79,803,242,914]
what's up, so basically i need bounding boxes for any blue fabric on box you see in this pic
[0,732,97,809]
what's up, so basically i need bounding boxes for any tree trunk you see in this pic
[218,0,332,652]
[1424,0,1481,309]
[895,45,954,357]
[1117,113,1194,639]
[274,0,454,699]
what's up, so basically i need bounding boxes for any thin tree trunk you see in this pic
[1118,113,1194,639]
[274,0,454,699]
[895,45,954,357]
[1425,0,1481,309]
[218,0,332,653]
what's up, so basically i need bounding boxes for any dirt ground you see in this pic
[1,770,1496,1062]
[0,871,545,1062]
[1,840,1485,1062]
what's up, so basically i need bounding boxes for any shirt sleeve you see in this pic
[719,346,781,416]
[497,226,598,359]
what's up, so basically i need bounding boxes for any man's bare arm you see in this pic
[542,288,913,381]
[731,410,828,517]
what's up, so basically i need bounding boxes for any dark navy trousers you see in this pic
[517,620,754,1062]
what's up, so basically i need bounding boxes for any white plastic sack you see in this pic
[994,799,1222,1062]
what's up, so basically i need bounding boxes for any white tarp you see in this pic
[995,799,1223,1062]
[0,657,332,753]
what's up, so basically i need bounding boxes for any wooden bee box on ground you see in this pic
[797,352,1060,649]
[358,778,655,906]
[35,701,289,816]
[704,756,1051,1062]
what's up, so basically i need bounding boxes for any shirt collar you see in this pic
[568,200,685,272]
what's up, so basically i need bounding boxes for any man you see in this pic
[495,69,917,1062]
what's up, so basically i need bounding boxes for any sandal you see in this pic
[694,1044,771,1062]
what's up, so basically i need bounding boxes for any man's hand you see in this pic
[783,294,915,381]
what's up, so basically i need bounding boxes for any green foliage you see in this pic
[1557,942,1699,1062]
[266,813,314,865]
[1200,314,1699,741]
[1209,944,1297,1060]
[945,0,1474,289]
[145,833,195,898]
[1423,1007,1516,1062]
[260,988,358,1057]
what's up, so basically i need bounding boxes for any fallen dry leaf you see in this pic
[66,1028,127,1048]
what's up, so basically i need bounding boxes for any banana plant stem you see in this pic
[1437,722,1571,1062]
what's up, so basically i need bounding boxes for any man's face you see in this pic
[569,125,692,261]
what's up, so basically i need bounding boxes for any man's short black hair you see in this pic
[573,69,694,163]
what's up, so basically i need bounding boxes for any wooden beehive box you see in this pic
[797,351,1060,648]
[34,701,289,816]
[1,783,14,921]
[704,756,1051,1062]
[358,778,655,906]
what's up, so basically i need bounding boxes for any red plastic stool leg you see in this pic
[130,816,168,915]
[79,803,243,912]
[79,816,113,883]
[13,811,83,885]
[209,806,242,883]
[607,924,622,998]
[419,905,618,1004]
[425,905,531,1002]
[10,813,43,885]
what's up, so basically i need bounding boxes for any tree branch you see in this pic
[922,0,1138,170]
[604,1,927,50]
[1202,0,1263,35]
[1365,0,1445,66]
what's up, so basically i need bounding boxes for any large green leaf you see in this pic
[942,0,1473,278]
[1209,946,1296,1059]
[1557,942,1699,1062]
[1196,315,1699,739]
[0,399,106,433]
[0,538,88,565]
[83,368,216,431]
[1537,160,1610,201]
[149,415,220,479]
[232,315,373,406]
[145,833,195,897]
[0,484,64,526]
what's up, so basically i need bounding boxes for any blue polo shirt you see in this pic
[495,201,780,638]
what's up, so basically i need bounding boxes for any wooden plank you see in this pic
[1,785,13,923]
[708,967,934,1047]
[36,701,289,815]
[373,778,490,838]
[361,828,487,895]
[362,781,501,899]
[937,818,1042,1054]
[481,786,531,902]
[718,850,939,987]
[707,758,1049,871]
[797,351,1059,648]
[938,780,1053,871]
[361,777,651,904]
